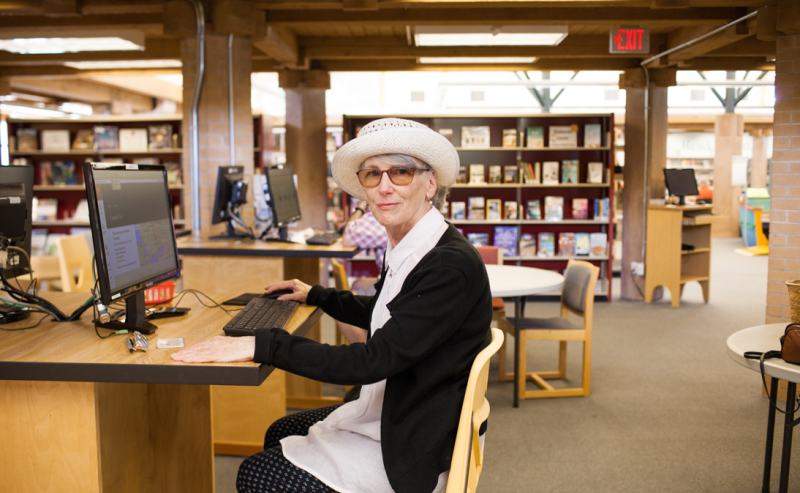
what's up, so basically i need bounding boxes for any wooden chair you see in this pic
[446,327,503,493]
[505,260,600,400]
[55,234,94,293]
[475,246,516,383]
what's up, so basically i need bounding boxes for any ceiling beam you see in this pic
[255,0,772,9]
[661,16,756,65]
[85,75,183,102]
[0,13,162,32]
[9,77,154,110]
[0,37,180,65]
[705,37,775,57]
[253,25,300,65]
[681,56,775,71]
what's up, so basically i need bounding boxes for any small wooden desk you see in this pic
[0,292,321,493]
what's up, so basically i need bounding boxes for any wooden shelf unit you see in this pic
[644,204,723,308]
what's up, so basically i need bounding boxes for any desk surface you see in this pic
[0,292,321,387]
[177,235,359,259]
[727,324,800,383]
[485,264,565,298]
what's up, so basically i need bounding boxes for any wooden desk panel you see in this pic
[176,235,358,259]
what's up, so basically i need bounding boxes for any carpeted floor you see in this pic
[216,238,791,492]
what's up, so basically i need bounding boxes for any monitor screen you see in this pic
[266,166,301,227]
[212,165,245,225]
[0,165,33,279]
[664,168,699,197]
[84,163,180,304]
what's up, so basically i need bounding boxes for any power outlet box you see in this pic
[631,261,645,276]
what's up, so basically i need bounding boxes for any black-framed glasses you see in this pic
[355,166,431,188]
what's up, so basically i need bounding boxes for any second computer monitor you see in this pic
[0,165,33,279]
[664,168,699,205]
[266,166,301,240]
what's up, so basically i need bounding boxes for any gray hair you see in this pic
[360,153,451,210]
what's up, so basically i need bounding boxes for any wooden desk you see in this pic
[0,292,321,493]
[176,235,359,454]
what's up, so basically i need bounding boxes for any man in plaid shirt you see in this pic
[343,201,388,272]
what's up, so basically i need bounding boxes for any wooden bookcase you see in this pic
[342,114,616,301]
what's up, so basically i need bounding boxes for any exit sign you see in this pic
[609,27,650,54]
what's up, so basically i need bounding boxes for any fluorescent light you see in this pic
[0,104,66,118]
[0,36,144,54]
[65,60,182,70]
[419,57,537,64]
[58,102,93,115]
[415,26,568,47]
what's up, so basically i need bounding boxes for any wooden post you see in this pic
[712,113,744,238]
[750,128,769,189]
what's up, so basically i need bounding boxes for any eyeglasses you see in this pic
[355,166,431,188]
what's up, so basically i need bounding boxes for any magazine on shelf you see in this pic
[494,226,518,257]
[544,196,564,221]
[53,161,76,185]
[41,130,70,152]
[584,124,602,148]
[456,166,468,184]
[165,162,182,185]
[526,199,541,220]
[542,161,559,185]
[466,232,490,247]
[39,161,54,186]
[94,126,119,151]
[572,198,589,219]
[31,230,48,256]
[43,233,65,256]
[549,125,578,148]
[502,129,517,148]
[520,234,537,257]
[593,197,610,221]
[526,126,544,148]
[72,129,94,150]
[504,201,518,220]
[587,162,604,184]
[561,160,579,184]
[504,165,518,184]
[488,165,502,184]
[468,197,485,220]
[148,125,173,149]
[590,232,608,256]
[575,233,591,255]
[486,199,502,220]
[438,128,454,143]
[451,201,466,220]
[73,200,90,222]
[119,128,149,151]
[33,198,58,221]
[538,232,555,257]
[559,233,576,257]
[461,126,491,148]
[17,128,38,151]
[469,164,485,184]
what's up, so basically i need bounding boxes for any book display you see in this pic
[343,113,615,300]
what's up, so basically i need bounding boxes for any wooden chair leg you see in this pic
[496,317,514,382]
[581,339,592,396]
[517,331,527,401]
[557,341,567,379]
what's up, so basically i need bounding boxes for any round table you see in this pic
[728,323,800,493]
[485,264,565,407]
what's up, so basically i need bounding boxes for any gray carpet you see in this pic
[217,238,789,492]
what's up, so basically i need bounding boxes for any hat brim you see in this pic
[331,127,459,200]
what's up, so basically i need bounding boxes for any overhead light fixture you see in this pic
[415,26,567,47]
[64,60,182,70]
[0,30,144,54]
[419,57,537,64]
[0,104,67,118]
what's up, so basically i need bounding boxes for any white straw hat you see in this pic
[331,118,460,200]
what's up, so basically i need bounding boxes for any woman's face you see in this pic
[362,157,437,244]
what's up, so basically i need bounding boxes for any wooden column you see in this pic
[712,113,744,237]
[279,70,330,231]
[750,128,770,189]
[619,69,673,301]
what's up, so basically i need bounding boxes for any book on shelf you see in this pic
[502,129,517,148]
[469,164,485,184]
[44,233,65,256]
[40,161,53,185]
[33,197,58,221]
[456,166,467,184]
[520,234,537,257]
[468,197,485,220]
[593,197,610,221]
[17,128,38,151]
[52,161,77,185]
[504,165,518,184]
[504,201,518,220]
[30,230,48,256]
[585,124,602,148]
[486,199,502,220]
[572,198,589,219]
[526,199,541,220]
[119,128,149,151]
[544,196,564,221]
[587,162,604,184]
[466,232,490,247]
[488,165,502,184]
[165,162,182,185]
[451,201,466,220]
[102,158,124,164]
[526,126,544,148]
[133,157,160,165]
[461,126,491,148]
[538,232,555,257]
[73,199,90,222]
[559,233,576,256]
[561,159,578,184]
[441,201,449,218]
[493,226,518,257]
[41,130,70,152]
[542,161,559,185]
[438,128,454,143]
[148,125,173,149]
[549,125,578,148]
[575,232,590,255]
[590,232,608,256]
[72,129,94,150]
[533,162,541,184]
[94,126,119,151]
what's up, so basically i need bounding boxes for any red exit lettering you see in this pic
[612,29,645,51]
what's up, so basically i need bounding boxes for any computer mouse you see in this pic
[265,289,294,299]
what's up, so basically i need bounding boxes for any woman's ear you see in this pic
[426,171,437,200]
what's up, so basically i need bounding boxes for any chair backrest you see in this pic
[56,234,94,293]
[330,258,350,291]
[560,260,600,324]
[475,246,502,266]
[446,327,504,493]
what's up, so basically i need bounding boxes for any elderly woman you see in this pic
[172,118,493,493]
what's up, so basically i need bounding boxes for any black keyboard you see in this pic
[223,297,299,337]
[306,232,340,245]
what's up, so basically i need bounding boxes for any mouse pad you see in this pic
[222,293,262,306]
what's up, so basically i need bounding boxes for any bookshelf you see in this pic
[343,114,616,301]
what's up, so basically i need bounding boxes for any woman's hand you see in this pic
[265,279,312,303]
[171,335,255,363]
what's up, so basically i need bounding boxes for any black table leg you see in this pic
[779,382,797,493]
[513,296,521,408]
[763,376,780,493]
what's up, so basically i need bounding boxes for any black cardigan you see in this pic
[253,224,493,493]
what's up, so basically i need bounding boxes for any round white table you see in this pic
[728,323,800,493]
[485,264,565,407]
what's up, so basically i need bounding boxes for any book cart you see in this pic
[343,114,615,301]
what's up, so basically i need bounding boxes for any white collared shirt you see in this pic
[281,207,449,493]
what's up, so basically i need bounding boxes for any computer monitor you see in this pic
[84,163,181,335]
[265,165,301,241]
[664,168,700,205]
[211,165,249,239]
[0,165,33,280]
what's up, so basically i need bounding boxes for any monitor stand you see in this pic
[210,219,251,240]
[97,291,157,335]
[262,226,294,243]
